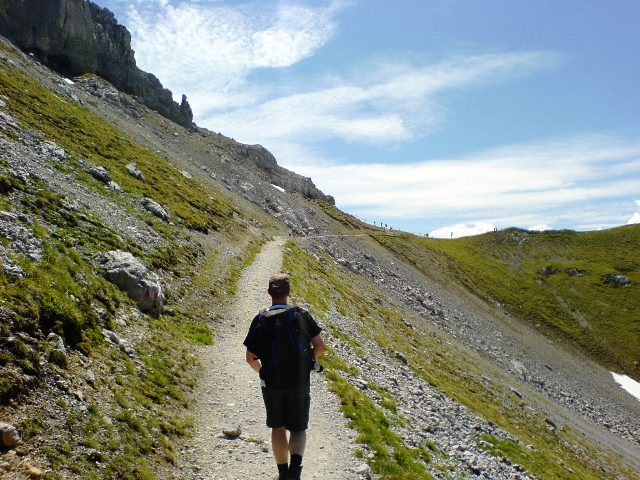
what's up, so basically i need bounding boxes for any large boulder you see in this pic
[97,250,164,315]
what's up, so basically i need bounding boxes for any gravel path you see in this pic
[184,238,357,479]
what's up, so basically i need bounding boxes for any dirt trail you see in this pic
[185,238,357,479]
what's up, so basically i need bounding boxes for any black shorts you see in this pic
[261,384,311,431]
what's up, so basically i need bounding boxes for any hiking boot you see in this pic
[286,465,302,479]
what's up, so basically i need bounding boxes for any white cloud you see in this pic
[203,51,558,145]
[628,212,640,225]
[528,224,552,232]
[635,199,640,208]
[283,134,640,229]
[431,222,496,239]
[126,1,348,109]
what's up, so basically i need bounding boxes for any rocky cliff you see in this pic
[216,138,335,204]
[0,0,193,128]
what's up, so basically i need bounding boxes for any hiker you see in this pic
[244,273,326,480]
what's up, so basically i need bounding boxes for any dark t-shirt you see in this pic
[243,305,321,388]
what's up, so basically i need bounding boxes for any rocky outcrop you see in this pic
[221,139,335,204]
[0,0,193,128]
[97,250,164,316]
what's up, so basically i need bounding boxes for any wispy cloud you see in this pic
[203,51,559,144]
[126,0,349,109]
[283,134,640,231]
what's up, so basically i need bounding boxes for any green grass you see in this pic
[283,240,637,480]
[373,227,640,378]
[0,59,234,233]
[326,370,433,479]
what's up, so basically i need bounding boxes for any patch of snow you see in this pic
[611,372,640,402]
[64,78,74,85]
[270,183,286,193]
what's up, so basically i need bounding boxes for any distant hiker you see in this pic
[244,273,326,480]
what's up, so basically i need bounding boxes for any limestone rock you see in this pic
[40,140,67,161]
[126,162,145,181]
[101,329,137,358]
[0,423,19,448]
[86,165,111,183]
[141,198,169,221]
[222,425,241,439]
[355,463,371,477]
[85,369,96,385]
[97,250,164,315]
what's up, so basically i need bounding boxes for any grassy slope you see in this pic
[0,44,268,479]
[374,227,640,379]
[283,241,636,480]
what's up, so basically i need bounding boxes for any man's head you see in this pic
[268,273,290,301]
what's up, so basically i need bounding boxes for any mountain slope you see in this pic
[373,227,640,380]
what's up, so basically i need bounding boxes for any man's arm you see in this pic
[310,334,326,360]
[245,349,261,373]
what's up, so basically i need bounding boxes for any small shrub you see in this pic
[0,375,14,403]
[48,349,68,368]
[22,414,44,440]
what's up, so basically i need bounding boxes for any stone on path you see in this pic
[222,426,241,439]
[27,466,42,478]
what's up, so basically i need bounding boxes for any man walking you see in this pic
[244,273,326,480]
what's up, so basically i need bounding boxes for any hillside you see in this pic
[0,3,639,480]
[373,227,640,380]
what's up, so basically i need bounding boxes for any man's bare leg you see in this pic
[288,430,306,456]
[287,430,306,479]
[272,427,289,464]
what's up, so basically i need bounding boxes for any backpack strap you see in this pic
[285,307,305,354]
[258,312,277,364]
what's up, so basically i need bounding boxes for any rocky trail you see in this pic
[181,238,357,479]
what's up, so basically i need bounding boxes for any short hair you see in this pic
[268,273,290,297]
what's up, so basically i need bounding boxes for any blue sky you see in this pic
[98,0,640,237]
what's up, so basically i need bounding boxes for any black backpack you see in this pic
[257,306,313,388]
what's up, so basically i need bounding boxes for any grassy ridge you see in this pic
[373,227,640,379]
[283,241,632,479]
